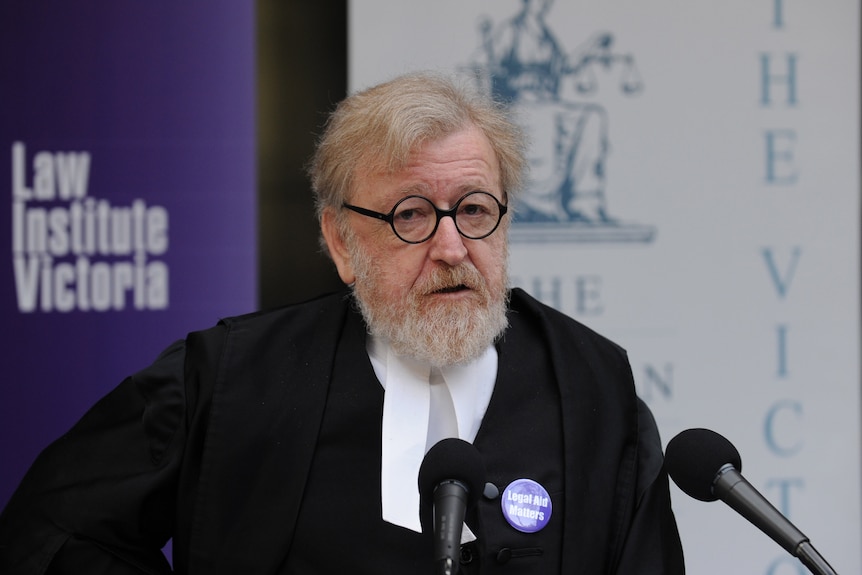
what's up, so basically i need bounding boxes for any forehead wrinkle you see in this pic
[355,129,501,207]
[382,174,489,205]
[405,162,499,193]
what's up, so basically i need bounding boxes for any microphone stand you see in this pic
[714,465,838,575]
[796,542,838,575]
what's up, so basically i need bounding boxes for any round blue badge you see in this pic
[501,478,552,533]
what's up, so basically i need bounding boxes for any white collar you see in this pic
[367,336,497,533]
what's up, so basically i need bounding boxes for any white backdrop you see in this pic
[349,1,860,572]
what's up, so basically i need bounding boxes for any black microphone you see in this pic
[418,438,486,575]
[665,428,838,575]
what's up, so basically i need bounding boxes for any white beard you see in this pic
[348,240,509,367]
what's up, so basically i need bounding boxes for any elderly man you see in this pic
[0,73,684,574]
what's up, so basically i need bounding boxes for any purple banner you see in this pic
[0,2,256,508]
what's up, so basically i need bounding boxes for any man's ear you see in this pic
[321,209,356,285]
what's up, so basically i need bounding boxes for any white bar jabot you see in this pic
[368,335,497,533]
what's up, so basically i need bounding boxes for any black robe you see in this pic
[0,288,684,574]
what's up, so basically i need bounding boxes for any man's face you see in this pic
[323,125,510,366]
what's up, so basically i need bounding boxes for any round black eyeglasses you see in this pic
[342,191,508,244]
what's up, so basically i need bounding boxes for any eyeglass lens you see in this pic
[392,192,502,242]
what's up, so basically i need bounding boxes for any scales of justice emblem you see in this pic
[463,0,655,244]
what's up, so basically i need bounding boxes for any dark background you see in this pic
[257,1,347,309]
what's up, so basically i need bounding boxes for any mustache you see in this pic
[416,264,487,296]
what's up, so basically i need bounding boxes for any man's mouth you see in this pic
[433,284,470,294]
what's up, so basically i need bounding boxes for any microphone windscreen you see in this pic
[418,438,486,508]
[665,428,743,502]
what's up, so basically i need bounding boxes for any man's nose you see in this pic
[427,216,468,265]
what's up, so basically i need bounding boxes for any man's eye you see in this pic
[460,203,488,216]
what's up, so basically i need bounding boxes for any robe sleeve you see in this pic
[613,398,686,574]
[0,340,188,575]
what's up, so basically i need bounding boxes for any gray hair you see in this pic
[309,72,527,237]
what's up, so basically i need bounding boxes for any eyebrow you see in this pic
[395,182,496,199]
[368,180,499,210]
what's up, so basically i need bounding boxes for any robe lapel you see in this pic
[507,289,639,574]
[188,294,352,573]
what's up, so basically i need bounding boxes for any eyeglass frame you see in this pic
[341,190,509,244]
